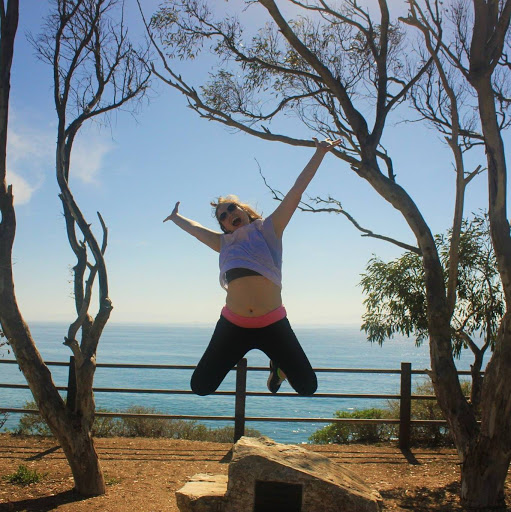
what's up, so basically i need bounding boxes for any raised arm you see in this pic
[164,202,222,252]
[271,138,341,238]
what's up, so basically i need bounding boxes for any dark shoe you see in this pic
[267,360,285,394]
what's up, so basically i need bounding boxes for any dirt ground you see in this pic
[0,434,510,512]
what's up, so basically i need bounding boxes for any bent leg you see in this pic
[258,318,317,396]
[190,316,250,396]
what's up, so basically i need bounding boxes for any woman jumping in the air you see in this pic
[164,137,340,396]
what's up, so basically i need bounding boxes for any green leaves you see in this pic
[308,408,394,444]
[149,0,412,139]
[4,465,46,486]
[361,252,427,345]
[360,212,501,357]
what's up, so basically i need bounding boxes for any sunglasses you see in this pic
[218,203,237,222]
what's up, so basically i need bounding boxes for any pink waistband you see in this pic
[221,305,287,328]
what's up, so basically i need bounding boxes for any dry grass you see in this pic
[0,434,510,511]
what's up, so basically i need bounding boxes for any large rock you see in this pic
[176,473,227,512]
[176,436,383,512]
[224,437,382,512]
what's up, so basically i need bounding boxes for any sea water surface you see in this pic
[0,322,481,443]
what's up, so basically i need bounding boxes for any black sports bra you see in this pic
[225,267,263,283]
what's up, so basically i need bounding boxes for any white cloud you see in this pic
[8,128,53,166]
[7,171,36,205]
[6,121,54,205]
[71,132,114,184]
[4,115,115,204]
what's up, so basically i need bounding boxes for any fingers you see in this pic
[313,136,343,151]
[323,138,342,145]
[163,201,180,222]
[163,212,174,223]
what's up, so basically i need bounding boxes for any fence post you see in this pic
[234,358,247,443]
[399,362,412,450]
[66,356,77,411]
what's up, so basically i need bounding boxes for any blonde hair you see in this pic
[211,195,262,233]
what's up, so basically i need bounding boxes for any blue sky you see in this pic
[6,1,500,326]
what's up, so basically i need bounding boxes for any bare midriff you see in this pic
[225,276,282,317]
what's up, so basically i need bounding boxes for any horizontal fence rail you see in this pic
[0,358,475,448]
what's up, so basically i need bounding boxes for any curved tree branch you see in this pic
[257,159,421,254]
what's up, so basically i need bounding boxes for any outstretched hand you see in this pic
[163,201,180,223]
[313,137,342,153]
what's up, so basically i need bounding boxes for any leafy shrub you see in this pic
[13,402,260,441]
[309,380,473,446]
[91,408,121,437]
[386,379,472,446]
[199,425,262,443]
[104,473,121,486]
[4,465,45,485]
[309,408,395,444]
[14,402,52,436]
[95,406,261,441]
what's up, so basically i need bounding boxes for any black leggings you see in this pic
[191,315,317,396]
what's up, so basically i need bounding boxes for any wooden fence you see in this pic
[0,358,471,449]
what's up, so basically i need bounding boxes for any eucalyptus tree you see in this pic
[403,2,511,507]
[0,0,150,495]
[0,0,19,442]
[144,0,511,508]
[0,0,20,453]
[361,213,502,409]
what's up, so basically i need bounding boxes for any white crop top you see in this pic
[219,216,283,290]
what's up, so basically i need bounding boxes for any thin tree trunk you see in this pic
[460,31,511,502]
[0,0,106,496]
[58,425,105,495]
[1,314,106,494]
[2,308,106,495]
[459,313,511,509]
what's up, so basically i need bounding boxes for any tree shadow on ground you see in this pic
[381,481,463,511]
[0,489,88,512]
[25,445,61,461]
[400,448,420,465]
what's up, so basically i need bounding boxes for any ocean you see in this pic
[0,322,480,444]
